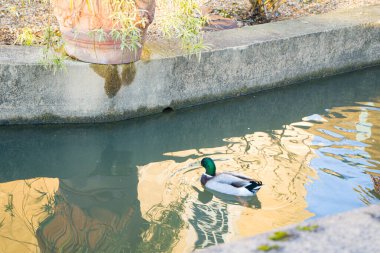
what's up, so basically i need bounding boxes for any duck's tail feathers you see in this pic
[245,181,263,192]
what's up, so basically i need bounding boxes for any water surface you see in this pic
[0,67,379,252]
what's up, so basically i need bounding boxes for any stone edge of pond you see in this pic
[198,204,380,253]
[0,5,379,125]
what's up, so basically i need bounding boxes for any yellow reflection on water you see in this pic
[0,178,59,253]
[138,127,317,251]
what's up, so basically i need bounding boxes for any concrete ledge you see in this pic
[199,205,380,253]
[1,5,380,124]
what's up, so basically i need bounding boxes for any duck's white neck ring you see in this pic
[202,173,213,178]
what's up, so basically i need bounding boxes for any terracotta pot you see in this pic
[52,0,155,64]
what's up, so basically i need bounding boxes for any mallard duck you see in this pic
[200,157,262,197]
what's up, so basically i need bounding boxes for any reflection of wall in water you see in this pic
[359,100,380,196]
[303,100,380,215]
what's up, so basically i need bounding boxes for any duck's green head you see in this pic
[201,157,216,176]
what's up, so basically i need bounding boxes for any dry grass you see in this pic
[0,0,378,45]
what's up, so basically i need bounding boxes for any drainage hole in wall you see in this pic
[162,107,174,113]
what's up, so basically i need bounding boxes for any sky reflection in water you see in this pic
[0,67,379,252]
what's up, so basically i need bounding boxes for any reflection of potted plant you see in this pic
[28,0,207,65]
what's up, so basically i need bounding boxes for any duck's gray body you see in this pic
[201,172,262,197]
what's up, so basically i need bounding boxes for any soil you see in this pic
[0,0,378,45]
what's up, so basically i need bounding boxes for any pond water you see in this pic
[0,66,379,253]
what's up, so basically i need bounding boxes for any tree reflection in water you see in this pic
[0,145,186,253]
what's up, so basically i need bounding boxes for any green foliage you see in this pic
[15,28,36,46]
[159,0,209,57]
[89,29,108,42]
[257,244,280,251]
[108,0,147,52]
[269,231,291,241]
[39,25,67,74]
[40,54,68,74]
[296,224,319,232]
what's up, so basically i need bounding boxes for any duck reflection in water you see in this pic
[190,185,261,250]
[193,186,261,208]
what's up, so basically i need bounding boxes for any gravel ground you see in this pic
[0,0,379,45]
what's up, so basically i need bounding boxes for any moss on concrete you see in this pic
[90,63,136,98]
[269,231,292,241]
[296,225,319,232]
[257,244,280,251]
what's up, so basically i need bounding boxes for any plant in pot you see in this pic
[52,0,156,64]
[28,0,208,65]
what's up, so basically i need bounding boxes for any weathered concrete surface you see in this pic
[0,5,380,124]
[200,205,380,253]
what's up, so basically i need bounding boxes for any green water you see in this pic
[0,66,379,252]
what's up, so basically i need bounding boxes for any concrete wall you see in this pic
[0,5,379,124]
[199,205,380,253]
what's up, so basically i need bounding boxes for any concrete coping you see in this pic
[0,5,380,124]
[199,204,380,253]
